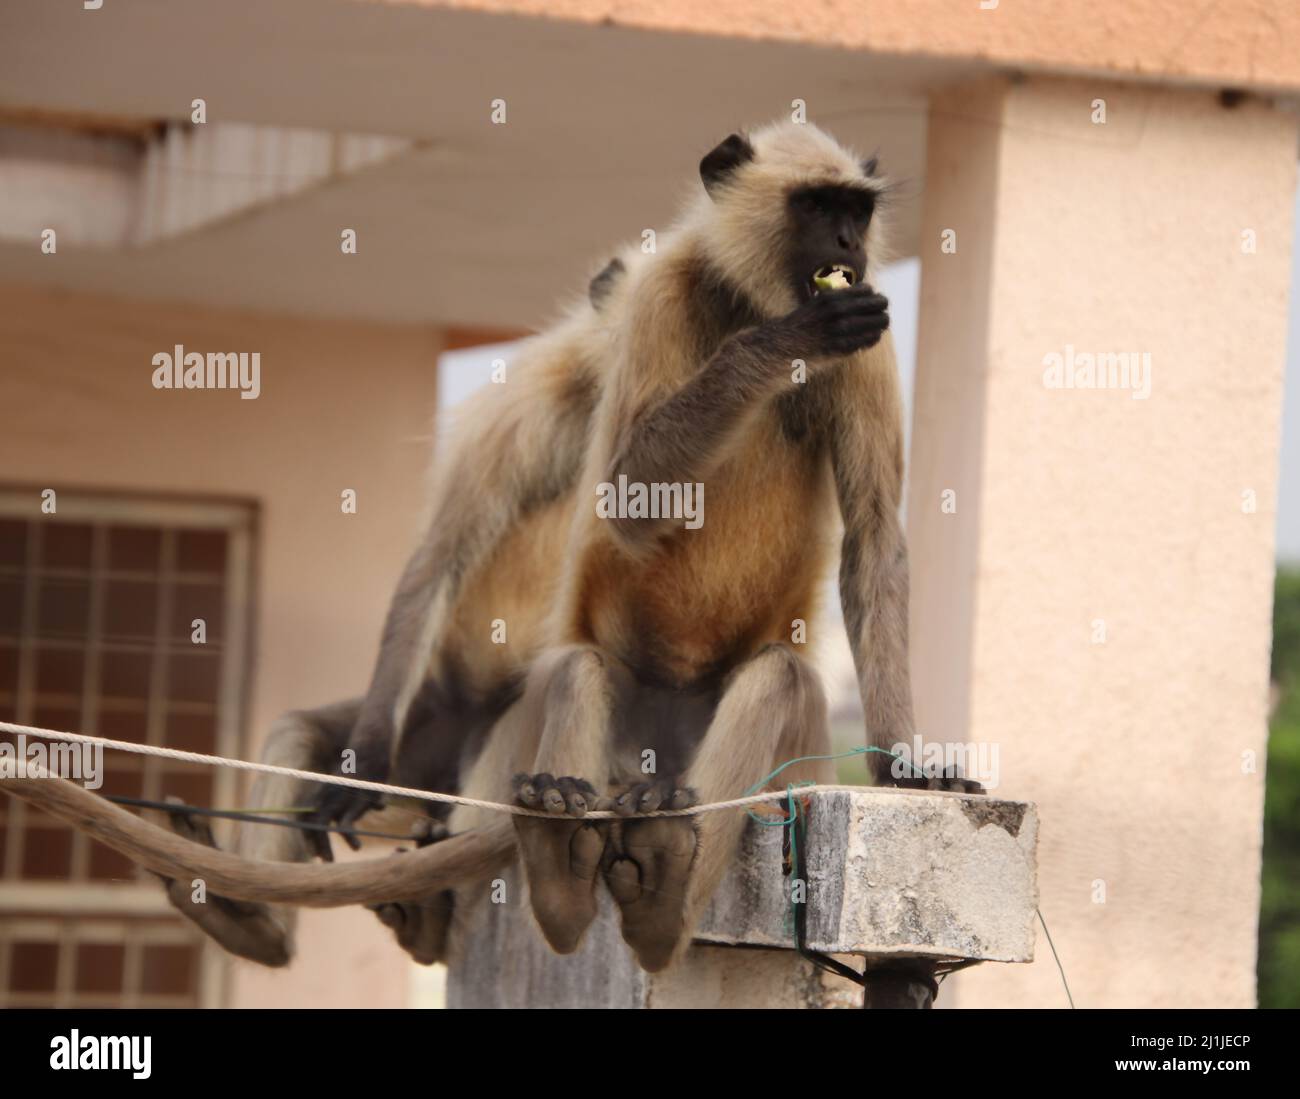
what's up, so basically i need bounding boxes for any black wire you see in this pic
[785,791,870,988]
[104,794,422,842]
[785,791,956,1003]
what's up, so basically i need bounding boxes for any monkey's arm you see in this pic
[606,285,889,546]
[826,337,916,785]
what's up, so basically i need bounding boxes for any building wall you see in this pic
[0,282,442,1007]
[909,76,1297,1008]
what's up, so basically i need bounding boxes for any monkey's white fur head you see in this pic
[684,121,890,317]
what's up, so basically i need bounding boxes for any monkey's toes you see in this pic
[604,855,642,906]
[513,772,598,816]
[611,778,697,816]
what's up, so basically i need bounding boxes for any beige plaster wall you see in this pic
[0,283,442,1007]
[909,76,1296,1007]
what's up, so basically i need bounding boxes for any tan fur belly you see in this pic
[616,439,832,683]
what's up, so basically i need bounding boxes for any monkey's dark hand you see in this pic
[305,749,387,862]
[771,284,890,361]
[893,766,985,795]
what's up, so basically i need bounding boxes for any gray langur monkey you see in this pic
[508,121,981,972]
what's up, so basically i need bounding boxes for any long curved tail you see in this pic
[0,772,515,906]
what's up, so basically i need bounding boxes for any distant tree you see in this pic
[1259,568,1300,1007]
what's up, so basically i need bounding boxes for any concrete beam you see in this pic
[393,0,1300,95]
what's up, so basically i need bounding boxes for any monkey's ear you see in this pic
[862,155,880,177]
[588,256,625,310]
[700,133,755,198]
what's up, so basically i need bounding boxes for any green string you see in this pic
[743,745,924,825]
[785,792,803,936]
[738,748,885,936]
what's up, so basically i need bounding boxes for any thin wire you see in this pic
[1037,907,1076,1009]
[103,794,422,842]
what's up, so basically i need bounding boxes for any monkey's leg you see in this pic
[512,645,617,954]
[605,643,831,972]
[161,699,357,967]
[422,696,534,964]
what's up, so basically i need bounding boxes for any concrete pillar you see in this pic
[907,75,1297,1008]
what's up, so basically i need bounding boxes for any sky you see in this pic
[440,182,1300,563]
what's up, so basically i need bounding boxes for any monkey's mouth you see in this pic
[810,263,857,295]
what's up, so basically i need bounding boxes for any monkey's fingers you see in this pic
[812,287,888,317]
[307,827,335,862]
[335,799,372,849]
[894,766,985,796]
[837,287,888,310]
[828,304,891,331]
[161,796,218,849]
[308,782,381,854]
[825,314,891,356]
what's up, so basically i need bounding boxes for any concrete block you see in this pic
[446,788,1037,1008]
[698,788,1038,962]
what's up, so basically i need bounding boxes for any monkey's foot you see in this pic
[602,782,698,972]
[512,773,607,954]
[370,892,454,966]
[368,834,454,965]
[156,798,292,967]
[893,766,985,795]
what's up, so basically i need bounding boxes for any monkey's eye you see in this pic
[791,191,825,217]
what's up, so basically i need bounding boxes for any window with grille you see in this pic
[0,490,254,1007]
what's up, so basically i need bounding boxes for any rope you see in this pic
[0,719,888,820]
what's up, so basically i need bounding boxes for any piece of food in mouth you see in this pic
[812,264,855,293]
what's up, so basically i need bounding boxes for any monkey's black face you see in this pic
[785,184,875,302]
